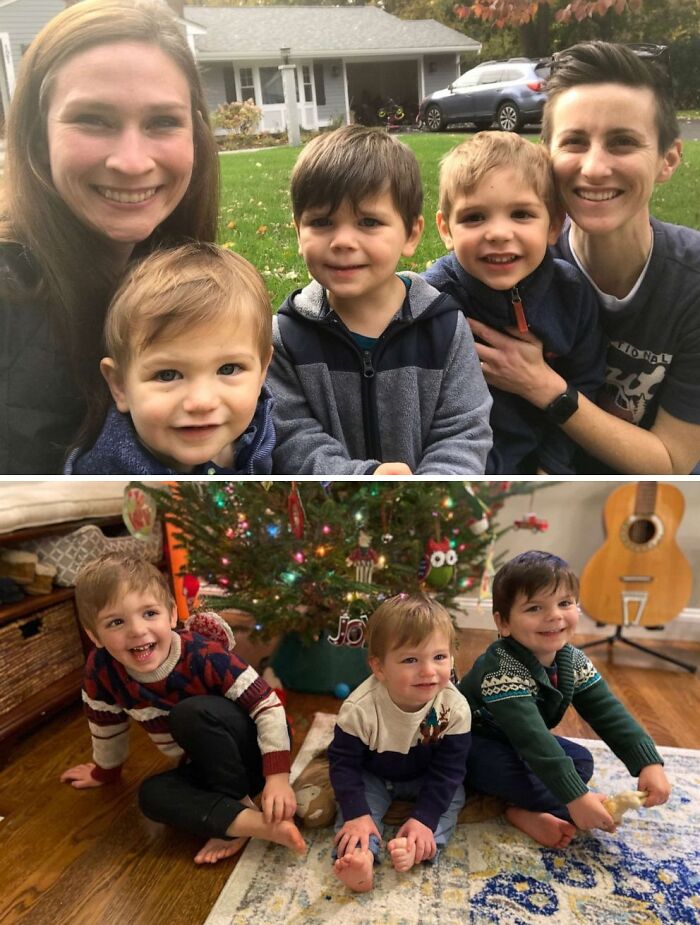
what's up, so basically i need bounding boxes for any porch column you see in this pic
[279,50,301,147]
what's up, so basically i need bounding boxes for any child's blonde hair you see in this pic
[104,242,273,369]
[75,553,175,635]
[365,593,456,661]
[291,124,423,236]
[438,132,559,223]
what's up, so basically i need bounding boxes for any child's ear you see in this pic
[261,345,274,379]
[368,655,386,683]
[170,606,179,630]
[85,628,103,649]
[401,214,424,258]
[436,210,454,250]
[293,219,303,256]
[100,358,130,413]
[493,611,510,638]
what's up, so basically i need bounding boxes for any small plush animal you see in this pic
[293,754,336,829]
[603,790,648,825]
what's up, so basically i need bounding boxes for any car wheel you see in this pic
[496,102,522,132]
[424,104,445,132]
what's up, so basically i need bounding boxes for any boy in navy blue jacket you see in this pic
[424,132,606,475]
[65,242,275,475]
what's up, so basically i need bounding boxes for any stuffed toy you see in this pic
[184,610,236,650]
[293,753,336,829]
[603,790,648,824]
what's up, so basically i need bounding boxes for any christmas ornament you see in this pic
[182,573,201,611]
[467,515,490,536]
[287,482,305,538]
[478,541,496,604]
[122,486,157,538]
[328,611,368,647]
[513,491,548,532]
[417,537,458,588]
[334,682,351,699]
[346,529,380,584]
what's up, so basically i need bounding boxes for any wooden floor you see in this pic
[1,628,699,925]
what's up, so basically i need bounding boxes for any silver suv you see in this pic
[417,58,549,133]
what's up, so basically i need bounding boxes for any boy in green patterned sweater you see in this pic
[459,550,670,849]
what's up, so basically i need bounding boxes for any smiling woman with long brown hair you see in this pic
[0,0,220,474]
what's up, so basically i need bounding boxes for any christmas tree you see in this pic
[141,481,542,644]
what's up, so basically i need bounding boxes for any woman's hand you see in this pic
[468,319,565,408]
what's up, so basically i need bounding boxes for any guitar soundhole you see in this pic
[629,518,656,544]
[622,515,663,551]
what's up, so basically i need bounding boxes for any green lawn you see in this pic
[218,134,700,309]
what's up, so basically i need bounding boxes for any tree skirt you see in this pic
[204,713,700,925]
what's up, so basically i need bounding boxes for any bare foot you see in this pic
[333,849,374,892]
[194,836,248,865]
[227,808,307,855]
[387,836,417,872]
[505,807,577,849]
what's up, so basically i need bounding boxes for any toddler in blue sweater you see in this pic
[65,242,275,475]
[424,132,607,474]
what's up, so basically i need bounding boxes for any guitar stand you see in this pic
[580,626,697,673]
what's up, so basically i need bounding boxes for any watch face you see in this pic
[547,387,578,424]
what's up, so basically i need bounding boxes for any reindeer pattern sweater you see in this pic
[81,631,291,782]
[328,676,472,831]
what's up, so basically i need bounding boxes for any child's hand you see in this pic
[374,462,412,475]
[261,773,297,823]
[60,763,103,789]
[567,791,616,833]
[638,764,671,807]
[334,814,382,857]
[396,817,436,863]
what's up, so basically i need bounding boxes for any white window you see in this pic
[260,66,284,105]
[239,67,255,102]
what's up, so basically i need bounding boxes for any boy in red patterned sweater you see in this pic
[60,554,306,864]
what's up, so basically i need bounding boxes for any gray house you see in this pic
[0,0,480,134]
[0,0,64,124]
[185,5,481,132]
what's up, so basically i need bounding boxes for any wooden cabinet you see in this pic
[0,516,121,744]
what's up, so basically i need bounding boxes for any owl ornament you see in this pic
[418,538,458,589]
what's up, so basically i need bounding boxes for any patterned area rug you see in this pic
[204,713,700,925]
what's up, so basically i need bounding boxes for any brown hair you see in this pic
[75,553,175,635]
[541,41,679,153]
[438,132,559,223]
[291,124,423,236]
[0,0,219,399]
[105,242,272,368]
[492,550,579,624]
[365,593,456,661]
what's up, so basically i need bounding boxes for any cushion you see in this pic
[0,481,130,535]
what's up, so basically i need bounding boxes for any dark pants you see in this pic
[466,734,594,820]
[138,696,265,839]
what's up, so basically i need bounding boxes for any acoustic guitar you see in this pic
[579,482,693,628]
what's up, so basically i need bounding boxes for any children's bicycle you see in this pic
[377,99,406,131]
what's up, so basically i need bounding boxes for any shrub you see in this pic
[212,99,263,135]
[671,37,700,109]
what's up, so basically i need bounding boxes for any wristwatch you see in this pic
[544,384,579,425]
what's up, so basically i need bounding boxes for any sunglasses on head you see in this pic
[541,42,671,83]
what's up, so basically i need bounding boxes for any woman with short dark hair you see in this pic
[469,41,700,474]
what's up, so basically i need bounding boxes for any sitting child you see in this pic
[60,554,306,865]
[65,242,274,475]
[459,550,670,849]
[424,132,607,474]
[329,594,471,892]
[268,124,493,475]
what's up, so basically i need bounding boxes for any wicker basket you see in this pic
[0,600,84,715]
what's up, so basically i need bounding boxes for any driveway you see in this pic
[678,118,700,141]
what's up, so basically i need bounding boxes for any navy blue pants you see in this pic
[466,734,594,820]
[138,696,265,839]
